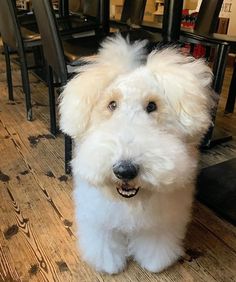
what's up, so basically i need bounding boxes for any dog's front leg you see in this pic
[78,222,127,274]
[130,229,184,273]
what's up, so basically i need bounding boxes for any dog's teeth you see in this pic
[117,186,140,198]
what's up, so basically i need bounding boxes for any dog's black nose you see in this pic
[113,160,139,180]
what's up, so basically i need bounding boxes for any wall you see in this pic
[223,0,236,36]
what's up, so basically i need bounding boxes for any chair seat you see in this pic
[18,12,37,26]
[121,29,162,45]
[62,35,103,66]
[21,26,40,41]
[62,30,162,66]
[21,26,41,47]
[20,14,99,41]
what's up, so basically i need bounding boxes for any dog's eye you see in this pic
[108,101,117,111]
[146,101,157,113]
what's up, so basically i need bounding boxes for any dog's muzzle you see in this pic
[116,182,140,198]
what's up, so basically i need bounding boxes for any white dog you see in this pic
[59,35,213,274]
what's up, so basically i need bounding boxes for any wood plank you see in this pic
[0,109,76,236]
[0,237,21,282]
[184,220,236,282]
[193,202,236,252]
[0,118,100,281]
[0,128,62,281]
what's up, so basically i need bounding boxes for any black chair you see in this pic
[194,0,223,35]
[0,0,41,120]
[209,33,236,115]
[68,0,81,13]
[180,0,236,131]
[225,61,236,114]
[18,0,101,40]
[17,10,37,27]
[121,0,147,26]
[178,0,223,60]
[118,0,181,45]
[180,0,225,74]
[68,0,100,18]
[111,0,162,46]
[56,0,102,39]
[32,0,104,173]
[178,0,234,146]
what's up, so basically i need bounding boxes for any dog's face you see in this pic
[60,35,214,200]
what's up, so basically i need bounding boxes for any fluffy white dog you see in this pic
[59,35,213,274]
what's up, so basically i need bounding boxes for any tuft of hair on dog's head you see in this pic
[60,35,214,144]
[59,34,147,139]
[146,47,215,143]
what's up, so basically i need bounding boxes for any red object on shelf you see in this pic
[181,10,198,29]
[181,43,191,55]
[193,44,206,59]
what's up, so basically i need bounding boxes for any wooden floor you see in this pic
[0,46,236,282]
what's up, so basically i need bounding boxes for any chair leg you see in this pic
[201,43,230,148]
[32,45,45,69]
[19,52,32,121]
[47,65,57,135]
[205,46,211,61]
[190,43,194,55]
[225,61,236,114]
[65,134,72,174]
[3,43,14,101]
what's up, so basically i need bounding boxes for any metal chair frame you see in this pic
[0,0,41,120]
[32,0,105,173]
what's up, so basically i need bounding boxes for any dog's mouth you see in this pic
[116,182,140,198]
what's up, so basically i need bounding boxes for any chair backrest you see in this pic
[121,0,147,26]
[195,0,224,34]
[69,0,109,35]
[67,0,100,19]
[162,0,183,43]
[32,0,67,83]
[81,0,100,18]
[69,0,81,13]
[0,0,23,49]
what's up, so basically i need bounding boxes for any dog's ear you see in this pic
[59,35,147,139]
[146,48,215,143]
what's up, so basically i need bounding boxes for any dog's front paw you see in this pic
[95,249,126,274]
[137,247,183,273]
[81,242,126,274]
[131,233,183,273]
[79,228,127,274]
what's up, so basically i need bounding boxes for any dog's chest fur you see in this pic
[74,178,193,233]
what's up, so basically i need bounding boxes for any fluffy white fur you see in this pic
[59,35,214,274]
